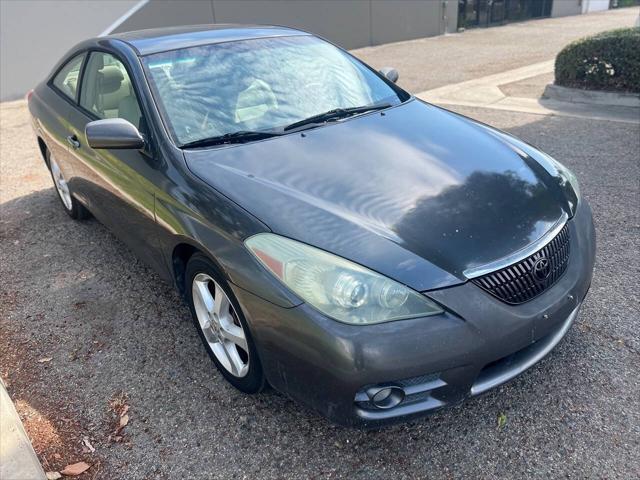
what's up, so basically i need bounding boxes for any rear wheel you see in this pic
[47,150,89,220]
[185,253,265,393]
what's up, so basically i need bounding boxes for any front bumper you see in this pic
[232,200,596,428]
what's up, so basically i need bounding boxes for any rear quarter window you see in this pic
[52,54,85,101]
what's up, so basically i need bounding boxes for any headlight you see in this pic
[483,127,581,216]
[245,234,443,325]
[553,157,580,202]
[509,139,580,215]
[535,150,581,216]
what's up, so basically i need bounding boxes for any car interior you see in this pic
[79,54,143,131]
[149,61,281,142]
[52,55,83,101]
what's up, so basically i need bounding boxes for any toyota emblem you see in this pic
[532,257,551,282]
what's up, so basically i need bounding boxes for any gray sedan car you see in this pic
[28,25,595,427]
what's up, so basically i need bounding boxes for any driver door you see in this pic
[65,50,164,273]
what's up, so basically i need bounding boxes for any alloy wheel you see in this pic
[49,153,73,210]
[191,273,250,377]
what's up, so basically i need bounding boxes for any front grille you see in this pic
[472,224,570,304]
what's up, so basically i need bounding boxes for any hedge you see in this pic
[555,27,640,93]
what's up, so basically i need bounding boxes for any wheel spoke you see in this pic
[194,280,215,314]
[213,283,230,319]
[221,341,244,376]
[220,323,248,352]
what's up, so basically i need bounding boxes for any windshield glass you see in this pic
[143,35,408,145]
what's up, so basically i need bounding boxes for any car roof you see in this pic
[108,24,311,56]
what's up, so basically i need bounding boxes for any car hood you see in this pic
[185,100,569,291]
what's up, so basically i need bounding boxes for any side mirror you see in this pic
[379,67,399,84]
[85,118,145,150]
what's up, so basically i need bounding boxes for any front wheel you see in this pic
[185,253,266,393]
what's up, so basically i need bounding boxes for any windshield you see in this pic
[142,35,408,146]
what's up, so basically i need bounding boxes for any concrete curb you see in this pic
[0,379,46,480]
[418,60,555,104]
[543,84,640,108]
[417,60,640,124]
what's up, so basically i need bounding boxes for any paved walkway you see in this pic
[353,7,639,93]
[0,380,46,480]
[417,60,554,106]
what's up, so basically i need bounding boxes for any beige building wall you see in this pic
[114,0,459,50]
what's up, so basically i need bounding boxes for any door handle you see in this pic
[66,135,81,149]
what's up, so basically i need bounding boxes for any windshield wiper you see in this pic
[283,103,392,132]
[180,104,393,147]
[181,130,282,149]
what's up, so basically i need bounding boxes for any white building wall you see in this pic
[552,0,583,17]
[582,0,612,13]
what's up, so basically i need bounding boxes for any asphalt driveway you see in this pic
[1,8,639,479]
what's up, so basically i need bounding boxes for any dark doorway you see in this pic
[458,0,553,29]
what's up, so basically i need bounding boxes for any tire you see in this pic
[185,253,266,393]
[46,149,90,220]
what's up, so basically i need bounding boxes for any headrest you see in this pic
[98,66,124,94]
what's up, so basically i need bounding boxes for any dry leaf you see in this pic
[46,472,62,480]
[120,405,129,416]
[60,462,90,476]
[114,413,129,436]
[82,436,95,453]
[38,357,53,363]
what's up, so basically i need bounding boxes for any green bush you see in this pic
[555,27,640,93]
[615,0,639,7]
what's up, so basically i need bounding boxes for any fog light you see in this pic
[367,386,405,409]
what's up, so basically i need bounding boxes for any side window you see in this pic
[52,54,85,101]
[79,52,144,131]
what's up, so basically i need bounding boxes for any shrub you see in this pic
[555,27,640,93]
[615,0,639,7]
